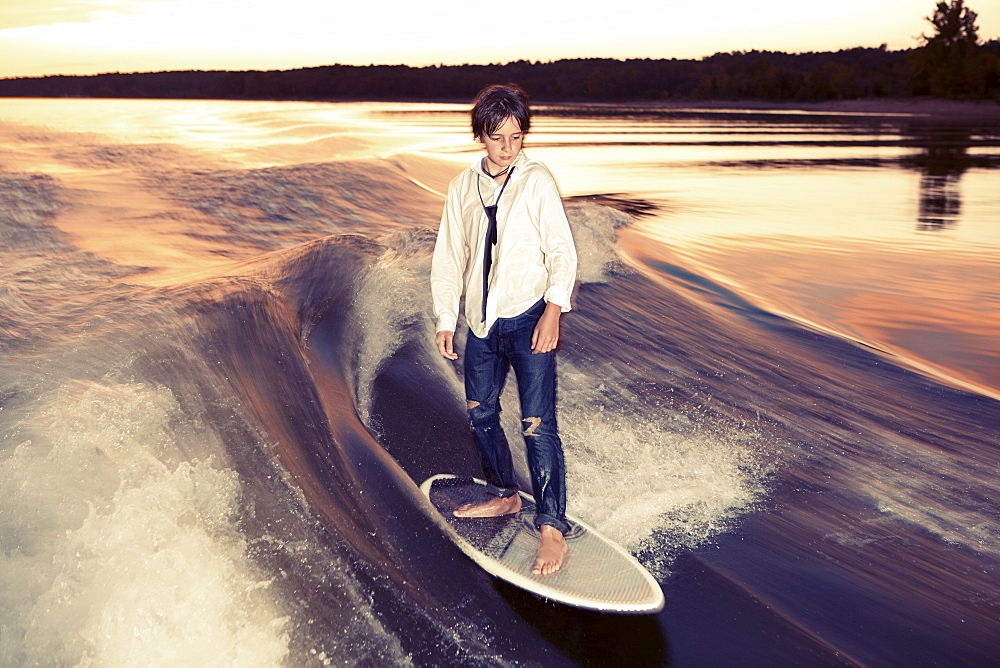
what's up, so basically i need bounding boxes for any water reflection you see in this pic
[537,105,1000,235]
[906,121,975,231]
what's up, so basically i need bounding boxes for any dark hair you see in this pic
[470,84,531,139]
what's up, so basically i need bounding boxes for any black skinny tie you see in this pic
[479,167,514,322]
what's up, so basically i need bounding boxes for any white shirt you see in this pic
[432,152,577,339]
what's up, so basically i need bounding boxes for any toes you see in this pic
[532,560,561,576]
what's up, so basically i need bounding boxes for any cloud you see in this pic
[0,0,158,30]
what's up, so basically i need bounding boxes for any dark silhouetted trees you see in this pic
[911,0,1000,98]
[0,50,927,103]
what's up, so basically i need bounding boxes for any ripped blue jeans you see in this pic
[464,299,568,534]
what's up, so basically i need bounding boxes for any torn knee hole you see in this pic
[522,417,541,436]
[467,400,481,410]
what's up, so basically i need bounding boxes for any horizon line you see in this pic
[0,43,951,81]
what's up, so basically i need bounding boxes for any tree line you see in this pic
[1,2,997,103]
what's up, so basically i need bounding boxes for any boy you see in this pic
[431,84,577,576]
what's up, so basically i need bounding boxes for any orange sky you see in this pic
[1,0,998,78]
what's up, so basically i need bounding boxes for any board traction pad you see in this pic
[422,474,664,613]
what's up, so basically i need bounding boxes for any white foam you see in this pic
[0,379,290,665]
[350,241,435,425]
[563,201,632,284]
[564,411,762,541]
[556,364,768,578]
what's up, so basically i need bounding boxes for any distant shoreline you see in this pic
[3,49,999,117]
[548,97,1000,119]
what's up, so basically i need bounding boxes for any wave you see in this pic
[2,142,996,664]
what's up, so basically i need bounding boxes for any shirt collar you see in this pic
[471,151,528,179]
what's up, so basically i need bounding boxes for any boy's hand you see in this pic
[531,302,562,353]
[436,330,459,360]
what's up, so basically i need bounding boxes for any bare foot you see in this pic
[453,493,522,518]
[533,525,568,576]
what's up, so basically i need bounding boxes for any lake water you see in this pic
[1,98,997,665]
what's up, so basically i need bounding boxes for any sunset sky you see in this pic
[1,0,997,79]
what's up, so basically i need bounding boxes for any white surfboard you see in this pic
[419,474,664,614]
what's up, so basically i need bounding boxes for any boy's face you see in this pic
[479,116,524,173]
